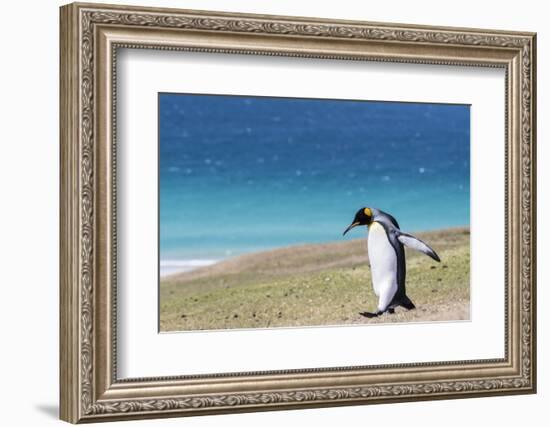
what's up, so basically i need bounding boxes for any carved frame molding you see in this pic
[60,2,536,423]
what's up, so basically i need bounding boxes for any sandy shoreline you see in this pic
[162,227,469,281]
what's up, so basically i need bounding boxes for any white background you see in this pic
[118,50,504,377]
[0,0,545,426]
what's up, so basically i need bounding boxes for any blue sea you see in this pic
[159,94,470,275]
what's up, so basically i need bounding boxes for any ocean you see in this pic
[159,94,470,276]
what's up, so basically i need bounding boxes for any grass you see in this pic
[160,227,470,332]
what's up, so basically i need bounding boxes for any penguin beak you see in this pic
[343,222,360,236]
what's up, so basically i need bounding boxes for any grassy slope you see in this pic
[160,227,470,331]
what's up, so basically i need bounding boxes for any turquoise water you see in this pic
[159,94,469,271]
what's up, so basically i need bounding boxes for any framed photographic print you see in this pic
[59,2,537,423]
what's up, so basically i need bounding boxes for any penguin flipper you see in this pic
[397,232,441,262]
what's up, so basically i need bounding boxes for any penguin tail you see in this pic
[399,296,416,311]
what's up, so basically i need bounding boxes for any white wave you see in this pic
[160,259,219,277]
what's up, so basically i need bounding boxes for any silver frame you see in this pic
[60,2,536,423]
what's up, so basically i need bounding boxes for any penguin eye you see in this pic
[363,208,372,218]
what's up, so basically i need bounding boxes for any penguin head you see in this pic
[343,207,373,235]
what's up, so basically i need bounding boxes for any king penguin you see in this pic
[343,207,441,318]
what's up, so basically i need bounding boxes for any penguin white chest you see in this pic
[367,222,398,298]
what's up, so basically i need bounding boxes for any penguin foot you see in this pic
[360,308,394,317]
[359,311,379,318]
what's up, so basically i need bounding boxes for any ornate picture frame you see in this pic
[60,2,536,423]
